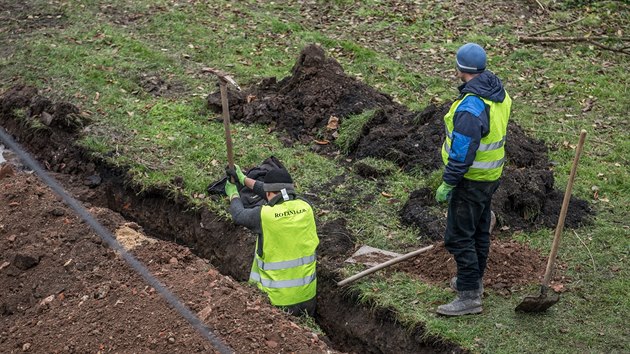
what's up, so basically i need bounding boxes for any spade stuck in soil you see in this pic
[516,130,586,313]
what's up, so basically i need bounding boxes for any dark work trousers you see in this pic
[281,296,316,317]
[444,178,500,291]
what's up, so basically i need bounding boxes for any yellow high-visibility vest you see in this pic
[441,92,512,181]
[250,198,319,307]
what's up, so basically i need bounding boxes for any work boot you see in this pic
[436,290,483,316]
[450,277,484,296]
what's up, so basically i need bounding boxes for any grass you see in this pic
[1,0,629,352]
[335,109,376,153]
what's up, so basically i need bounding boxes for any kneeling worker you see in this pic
[225,165,319,316]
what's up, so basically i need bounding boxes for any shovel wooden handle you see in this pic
[542,130,587,286]
[219,82,234,169]
[337,245,434,286]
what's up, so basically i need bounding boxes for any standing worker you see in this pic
[435,43,512,316]
[224,165,319,316]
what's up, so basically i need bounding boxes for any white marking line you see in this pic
[0,144,6,164]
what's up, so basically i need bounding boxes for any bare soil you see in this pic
[0,2,596,353]
[0,167,335,353]
[138,72,188,98]
[395,241,568,296]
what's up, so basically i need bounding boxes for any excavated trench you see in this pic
[100,168,464,354]
[0,88,465,353]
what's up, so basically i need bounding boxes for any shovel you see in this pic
[337,200,498,286]
[337,245,434,286]
[203,67,241,171]
[516,130,587,313]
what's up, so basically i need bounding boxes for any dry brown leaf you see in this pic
[326,116,339,130]
[314,139,330,145]
[581,98,594,112]
[551,283,565,292]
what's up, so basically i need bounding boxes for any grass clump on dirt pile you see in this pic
[335,109,376,153]
[1,0,629,353]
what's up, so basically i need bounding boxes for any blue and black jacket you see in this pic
[443,70,508,186]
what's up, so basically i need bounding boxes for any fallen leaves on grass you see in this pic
[551,283,566,292]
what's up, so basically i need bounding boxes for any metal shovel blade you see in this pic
[344,245,402,267]
[515,285,560,313]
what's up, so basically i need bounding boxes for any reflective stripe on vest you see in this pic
[441,92,511,181]
[257,254,316,271]
[444,127,506,152]
[249,271,316,288]
[443,141,506,169]
[251,198,319,307]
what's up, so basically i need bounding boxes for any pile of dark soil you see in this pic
[1,85,86,133]
[401,173,592,240]
[0,169,334,353]
[207,44,401,142]
[207,44,592,234]
[399,188,447,241]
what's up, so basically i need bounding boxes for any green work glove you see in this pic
[224,180,239,199]
[435,182,455,203]
[225,164,246,185]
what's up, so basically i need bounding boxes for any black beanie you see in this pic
[263,168,294,192]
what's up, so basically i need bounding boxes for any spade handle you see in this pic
[542,130,587,286]
[219,82,234,169]
[337,245,434,286]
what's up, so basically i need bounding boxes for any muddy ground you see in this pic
[209,45,592,236]
[0,1,598,352]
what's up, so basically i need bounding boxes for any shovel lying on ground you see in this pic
[516,130,587,313]
[337,245,434,286]
[337,199,499,286]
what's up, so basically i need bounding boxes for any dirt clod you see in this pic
[138,73,187,97]
[400,188,446,241]
[354,161,391,179]
[83,174,102,188]
[50,208,65,217]
[0,164,15,180]
[13,251,40,270]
